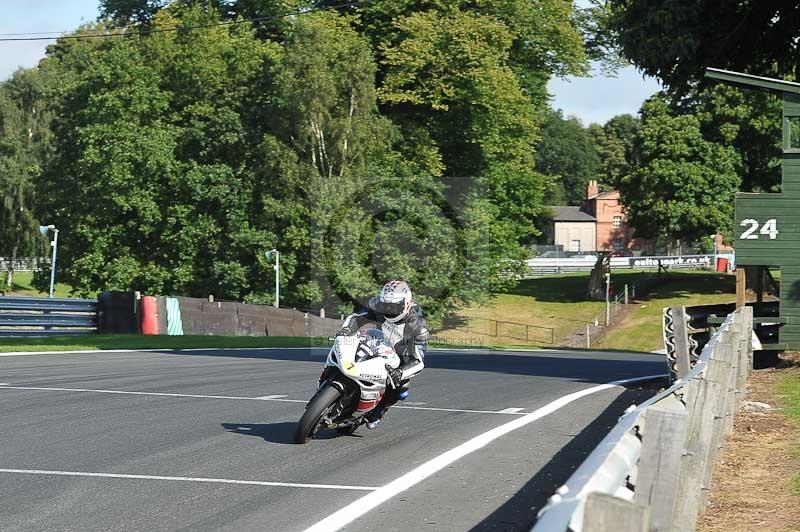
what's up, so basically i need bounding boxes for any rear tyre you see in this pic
[294,385,342,444]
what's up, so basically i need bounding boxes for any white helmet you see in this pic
[377,280,413,323]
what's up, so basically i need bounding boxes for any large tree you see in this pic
[536,109,601,205]
[618,95,740,244]
[598,0,800,93]
[0,69,52,289]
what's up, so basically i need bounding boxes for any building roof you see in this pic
[549,206,596,222]
[706,68,800,96]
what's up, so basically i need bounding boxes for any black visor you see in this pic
[373,300,405,318]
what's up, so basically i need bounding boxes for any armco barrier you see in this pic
[0,295,98,336]
[532,306,753,532]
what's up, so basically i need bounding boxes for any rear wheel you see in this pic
[294,385,342,444]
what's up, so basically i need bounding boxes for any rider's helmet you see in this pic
[376,280,413,323]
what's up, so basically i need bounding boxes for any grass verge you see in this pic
[594,272,735,352]
[778,368,800,494]
[2,271,77,298]
[0,334,332,353]
[436,270,735,351]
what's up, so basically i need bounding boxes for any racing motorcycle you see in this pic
[294,329,403,443]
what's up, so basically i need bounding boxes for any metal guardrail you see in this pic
[532,306,753,532]
[0,296,98,336]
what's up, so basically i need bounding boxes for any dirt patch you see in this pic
[697,353,800,532]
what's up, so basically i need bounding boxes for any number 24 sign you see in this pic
[739,218,779,240]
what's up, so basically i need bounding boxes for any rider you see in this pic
[337,280,430,429]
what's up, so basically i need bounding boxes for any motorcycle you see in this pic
[294,328,402,444]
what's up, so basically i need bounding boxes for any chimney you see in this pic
[587,180,599,200]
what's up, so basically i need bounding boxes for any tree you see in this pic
[618,95,740,244]
[598,0,800,93]
[0,69,51,290]
[536,109,601,205]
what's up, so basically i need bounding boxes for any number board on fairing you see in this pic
[706,67,800,349]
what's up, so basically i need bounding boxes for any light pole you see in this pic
[266,249,279,308]
[39,224,58,298]
[605,271,611,326]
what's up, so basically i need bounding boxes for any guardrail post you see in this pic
[671,307,691,379]
[700,345,733,509]
[634,404,688,532]
[583,492,650,532]
[672,377,721,532]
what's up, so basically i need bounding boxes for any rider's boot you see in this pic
[365,405,388,429]
[365,386,409,429]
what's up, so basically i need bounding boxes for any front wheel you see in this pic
[294,384,342,444]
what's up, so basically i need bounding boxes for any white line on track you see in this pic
[0,385,528,415]
[302,373,667,532]
[0,469,377,491]
[496,407,524,414]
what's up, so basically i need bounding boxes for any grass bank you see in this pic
[779,369,800,493]
[435,270,660,346]
[595,271,736,352]
[1,271,77,298]
[436,270,734,351]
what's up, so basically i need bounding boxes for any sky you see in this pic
[0,0,661,126]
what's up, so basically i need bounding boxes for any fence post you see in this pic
[672,377,721,532]
[319,308,325,318]
[700,345,733,508]
[583,492,650,532]
[672,307,691,379]
[634,404,688,532]
[625,284,629,304]
[586,324,591,348]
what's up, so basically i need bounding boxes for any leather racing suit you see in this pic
[338,296,430,419]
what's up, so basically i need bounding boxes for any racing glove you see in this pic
[386,366,403,389]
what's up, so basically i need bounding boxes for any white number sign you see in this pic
[739,218,779,240]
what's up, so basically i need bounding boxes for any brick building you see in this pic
[548,181,650,254]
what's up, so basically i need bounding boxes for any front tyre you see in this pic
[294,384,342,444]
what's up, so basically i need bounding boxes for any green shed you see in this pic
[706,68,800,349]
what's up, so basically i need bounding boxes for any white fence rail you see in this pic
[532,306,753,532]
[0,257,46,272]
[525,254,718,277]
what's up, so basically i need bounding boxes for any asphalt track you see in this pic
[0,346,665,532]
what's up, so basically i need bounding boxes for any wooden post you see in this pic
[672,307,692,379]
[583,492,650,532]
[736,267,746,308]
[635,405,688,532]
[673,378,721,532]
[700,348,733,507]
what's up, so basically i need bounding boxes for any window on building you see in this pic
[570,239,581,252]
[612,215,623,229]
[613,240,624,251]
[786,116,800,151]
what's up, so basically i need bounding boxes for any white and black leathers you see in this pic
[338,296,430,382]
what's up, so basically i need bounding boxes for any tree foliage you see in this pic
[599,0,800,93]
[3,0,595,322]
[0,69,51,288]
[535,109,601,205]
[618,96,740,243]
